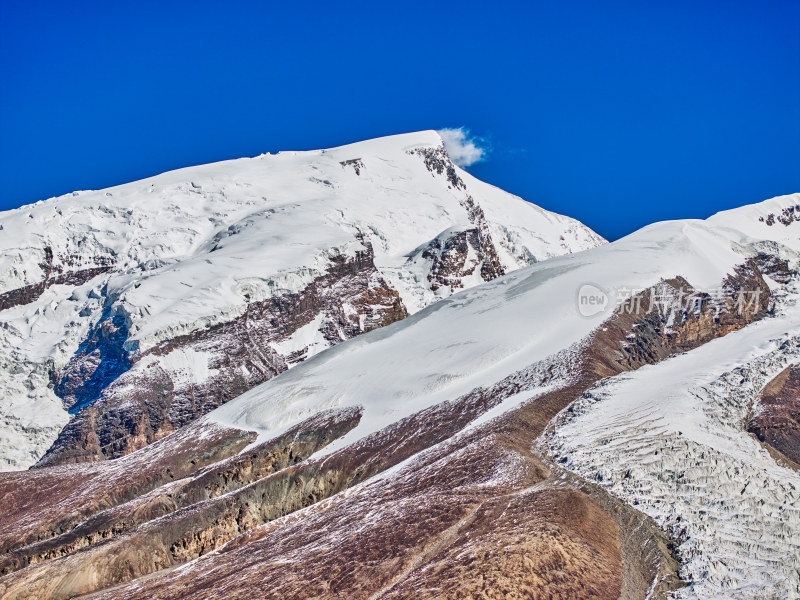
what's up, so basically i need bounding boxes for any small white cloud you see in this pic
[437,127,487,168]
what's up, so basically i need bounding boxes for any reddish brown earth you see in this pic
[0,260,775,599]
[82,433,628,600]
[0,408,361,577]
[0,423,255,558]
[749,363,800,468]
[0,354,668,600]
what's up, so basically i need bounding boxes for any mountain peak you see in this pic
[0,132,602,470]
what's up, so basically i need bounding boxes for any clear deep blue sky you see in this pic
[1,1,798,240]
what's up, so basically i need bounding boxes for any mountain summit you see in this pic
[0,131,603,469]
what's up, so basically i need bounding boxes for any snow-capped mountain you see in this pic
[0,192,797,600]
[0,131,603,470]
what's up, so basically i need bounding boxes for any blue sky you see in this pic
[1,1,798,240]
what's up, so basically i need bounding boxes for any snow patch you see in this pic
[157,348,216,387]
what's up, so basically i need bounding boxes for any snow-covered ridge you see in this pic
[208,193,800,452]
[0,131,603,469]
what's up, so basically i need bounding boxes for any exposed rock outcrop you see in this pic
[0,408,361,575]
[0,246,113,312]
[749,363,800,467]
[0,423,256,556]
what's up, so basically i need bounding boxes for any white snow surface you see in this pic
[145,348,217,387]
[0,130,601,344]
[0,131,602,469]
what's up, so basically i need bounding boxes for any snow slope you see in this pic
[0,131,603,469]
[204,193,800,599]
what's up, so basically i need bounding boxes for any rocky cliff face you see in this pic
[0,131,604,469]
